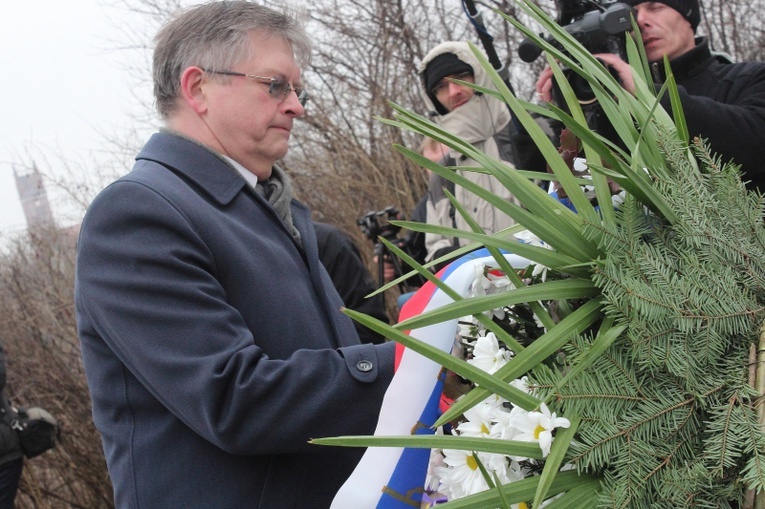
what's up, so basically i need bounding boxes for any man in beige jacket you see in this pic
[418,41,522,263]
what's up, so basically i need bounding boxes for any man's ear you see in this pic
[180,66,208,114]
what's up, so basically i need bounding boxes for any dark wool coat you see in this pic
[0,343,22,466]
[75,132,395,509]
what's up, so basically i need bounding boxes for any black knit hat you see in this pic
[622,0,700,31]
[423,52,474,115]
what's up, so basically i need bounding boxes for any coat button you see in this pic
[356,360,373,372]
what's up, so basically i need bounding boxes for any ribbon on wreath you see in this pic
[331,248,532,509]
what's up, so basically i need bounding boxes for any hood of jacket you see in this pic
[418,41,512,162]
[418,41,511,148]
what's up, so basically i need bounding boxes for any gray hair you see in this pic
[153,1,311,119]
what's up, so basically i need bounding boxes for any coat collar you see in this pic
[650,36,712,84]
[136,131,247,206]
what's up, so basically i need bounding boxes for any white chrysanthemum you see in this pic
[435,450,488,499]
[489,404,529,444]
[507,458,529,481]
[456,399,499,438]
[467,332,512,374]
[531,263,548,281]
[509,403,570,457]
[514,229,545,247]
[483,452,515,484]
[436,450,513,499]
[457,317,479,341]
[489,406,515,442]
[509,376,530,394]
[482,392,509,411]
[424,447,445,492]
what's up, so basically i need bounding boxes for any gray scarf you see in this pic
[160,128,301,244]
[255,165,301,244]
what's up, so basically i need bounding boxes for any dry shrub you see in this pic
[0,226,113,509]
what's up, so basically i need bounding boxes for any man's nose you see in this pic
[282,90,305,116]
[635,9,650,27]
[447,81,464,95]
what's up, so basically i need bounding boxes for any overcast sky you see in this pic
[0,0,158,237]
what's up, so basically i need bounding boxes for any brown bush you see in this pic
[1,226,113,509]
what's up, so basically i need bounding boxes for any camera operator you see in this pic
[536,0,765,192]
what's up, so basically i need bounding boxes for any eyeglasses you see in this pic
[431,71,475,95]
[202,69,309,106]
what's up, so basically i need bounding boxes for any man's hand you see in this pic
[592,53,636,94]
[535,54,637,103]
[535,66,555,103]
[373,255,396,283]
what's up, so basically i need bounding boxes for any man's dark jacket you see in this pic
[658,37,765,191]
[75,133,395,508]
[0,343,22,467]
[313,221,389,344]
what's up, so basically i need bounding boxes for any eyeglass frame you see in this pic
[200,68,309,106]
[431,71,475,96]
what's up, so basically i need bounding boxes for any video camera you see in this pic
[518,0,634,104]
[357,206,423,290]
[357,206,402,244]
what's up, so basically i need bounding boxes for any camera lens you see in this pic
[568,72,597,104]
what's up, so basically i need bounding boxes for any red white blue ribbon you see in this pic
[332,248,532,508]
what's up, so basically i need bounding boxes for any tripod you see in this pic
[373,236,418,293]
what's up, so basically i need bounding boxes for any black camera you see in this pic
[357,206,425,290]
[357,206,403,243]
[518,0,634,104]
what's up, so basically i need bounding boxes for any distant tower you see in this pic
[15,163,55,229]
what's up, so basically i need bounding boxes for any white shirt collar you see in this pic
[222,156,260,189]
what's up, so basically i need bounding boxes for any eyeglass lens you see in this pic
[269,79,307,106]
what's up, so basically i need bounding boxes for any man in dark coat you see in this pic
[537,0,765,192]
[75,3,394,508]
[313,221,389,344]
[0,343,23,509]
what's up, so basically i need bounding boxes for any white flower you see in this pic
[514,229,545,247]
[435,449,489,499]
[457,317,479,341]
[425,447,445,492]
[489,406,516,442]
[489,404,531,446]
[482,392,509,411]
[531,263,548,282]
[509,403,570,457]
[487,306,506,321]
[471,265,490,297]
[456,399,500,438]
[467,333,512,374]
[485,270,514,293]
[436,450,513,499]
[492,276,513,290]
[509,376,530,394]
